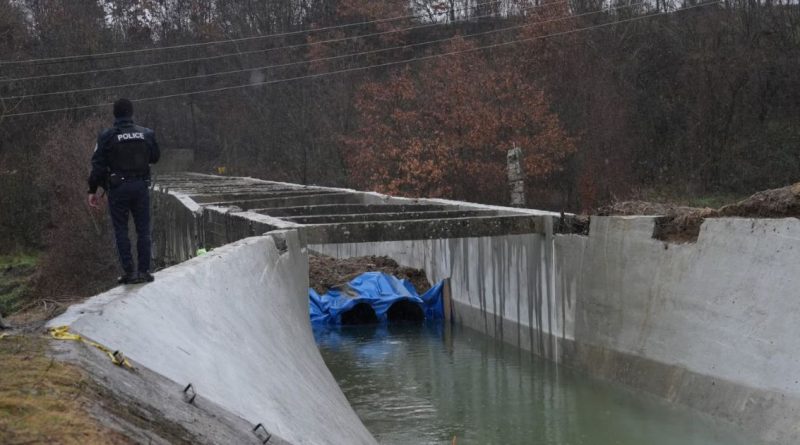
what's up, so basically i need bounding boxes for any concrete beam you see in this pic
[159,184,297,193]
[284,209,497,224]
[299,215,545,244]
[204,192,363,210]
[258,203,451,217]
[190,189,340,204]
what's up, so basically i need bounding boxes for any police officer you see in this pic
[87,98,160,284]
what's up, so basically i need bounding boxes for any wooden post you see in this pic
[442,277,455,351]
[443,278,453,324]
[507,144,526,207]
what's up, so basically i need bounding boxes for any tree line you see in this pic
[1,0,798,257]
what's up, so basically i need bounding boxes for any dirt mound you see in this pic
[717,183,800,218]
[554,214,590,235]
[308,254,431,295]
[597,200,712,218]
[598,201,717,243]
[652,207,718,243]
[596,182,800,243]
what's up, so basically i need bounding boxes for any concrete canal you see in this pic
[316,322,763,445]
[52,173,792,444]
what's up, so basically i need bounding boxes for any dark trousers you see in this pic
[108,180,151,274]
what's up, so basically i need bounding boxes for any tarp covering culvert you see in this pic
[309,272,444,325]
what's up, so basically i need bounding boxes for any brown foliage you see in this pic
[342,37,576,203]
[33,116,119,301]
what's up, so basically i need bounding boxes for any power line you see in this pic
[0,0,552,84]
[0,2,719,118]
[0,0,506,66]
[6,0,634,100]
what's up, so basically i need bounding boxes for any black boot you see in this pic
[137,271,155,283]
[117,272,136,284]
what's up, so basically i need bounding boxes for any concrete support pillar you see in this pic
[507,145,526,207]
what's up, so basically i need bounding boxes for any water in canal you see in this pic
[314,322,763,445]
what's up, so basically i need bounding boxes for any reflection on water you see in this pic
[314,323,763,445]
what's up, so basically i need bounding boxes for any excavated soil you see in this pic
[596,201,705,217]
[554,214,591,235]
[598,182,800,243]
[717,182,800,218]
[309,254,431,295]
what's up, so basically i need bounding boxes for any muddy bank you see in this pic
[309,253,431,295]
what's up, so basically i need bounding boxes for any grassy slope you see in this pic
[0,334,132,444]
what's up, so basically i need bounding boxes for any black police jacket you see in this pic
[88,117,160,193]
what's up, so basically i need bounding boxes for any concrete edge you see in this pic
[298,214,546,244]
[153,184,203,214]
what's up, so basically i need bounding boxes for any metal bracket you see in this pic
[111,350,126,364]
[253,423,272,444]
[183,383,197,404]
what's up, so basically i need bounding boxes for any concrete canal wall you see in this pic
[557,216,800,444]
[49,232,376,445]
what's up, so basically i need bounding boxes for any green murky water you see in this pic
[314,323,763,445]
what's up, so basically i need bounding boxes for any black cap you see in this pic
[113,98,133,118]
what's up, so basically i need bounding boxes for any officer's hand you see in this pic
[88,193,100,209]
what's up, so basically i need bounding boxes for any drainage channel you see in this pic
[314,322,765,445]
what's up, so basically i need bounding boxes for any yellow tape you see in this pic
[49,326,133,369]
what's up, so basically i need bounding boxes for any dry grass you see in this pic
[0,335,132,445]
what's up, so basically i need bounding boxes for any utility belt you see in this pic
[108,172,148,188]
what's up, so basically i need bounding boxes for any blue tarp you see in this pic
[309,272,444,325]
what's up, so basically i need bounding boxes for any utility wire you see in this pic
[0,0,507,66]
[0,0,550,83]
[0,2,719,118]
[6,0,623,100]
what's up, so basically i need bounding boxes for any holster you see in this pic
[108,173,123,188]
